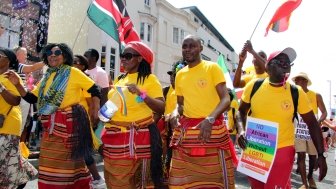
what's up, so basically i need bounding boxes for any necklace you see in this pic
[268,81,283,86]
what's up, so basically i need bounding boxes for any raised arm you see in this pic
[21,62,45,74]
[245,40,266,73]
[233,47,247,88]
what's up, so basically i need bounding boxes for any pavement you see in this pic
[25,147,336,189]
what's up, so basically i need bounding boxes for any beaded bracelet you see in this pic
[135,90,147,103]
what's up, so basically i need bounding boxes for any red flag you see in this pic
[265,0,302,36]
[87,0,140,46]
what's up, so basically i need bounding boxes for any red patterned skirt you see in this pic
[102,116,156,188]
[169,116,236,189]
[38,107,92,189]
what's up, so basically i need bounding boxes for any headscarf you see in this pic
[126,41,153,64]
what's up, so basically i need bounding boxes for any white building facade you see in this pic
[48,0,237,85]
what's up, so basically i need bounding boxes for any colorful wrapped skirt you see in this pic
[102,116,159,189]
[0,134,38,188]
[169,117,236,189]
[38,107,92,189]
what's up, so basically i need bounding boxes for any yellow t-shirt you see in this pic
[175,60,226,118]
[244,65,255,75]
[306,90,318,115]
[241,78,312,148]
[164,85,177,115]
[227,99,239,134]
[32,67,95,109]
[0,73,23,136]
[242,72,268,85]
[108,73,163,122]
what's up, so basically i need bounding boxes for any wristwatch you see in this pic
[0,84,5,93]
[205,116,215,124]
[318,152,328,158]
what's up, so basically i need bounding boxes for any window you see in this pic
[147,24,152,42]
[180,29,185,44]
[173,27,179,44]
[110,48,116,80]
[144,0,150,6]
[101,46,106,69]
[173,27,186,44]
[140,22,152,42]
[0,14,23,48]
[140,22,145,40]
[163,21,167,43]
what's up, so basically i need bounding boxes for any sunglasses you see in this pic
[120,53,140,60]
[0,54,7,58]
[46,49,62,56]
[269,59,294,69]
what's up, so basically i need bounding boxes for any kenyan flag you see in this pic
[87,0,140,47]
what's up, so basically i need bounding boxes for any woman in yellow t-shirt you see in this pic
[101,41,164,188]
[0,48,37,188]
[6,43,101,189]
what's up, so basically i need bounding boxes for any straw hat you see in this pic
[291,72,312,86]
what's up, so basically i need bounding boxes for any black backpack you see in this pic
[163,86,170,100]
[249,79,299,122]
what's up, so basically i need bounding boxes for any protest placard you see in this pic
[237,117,278,183]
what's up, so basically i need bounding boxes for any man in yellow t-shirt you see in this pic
[292,72,327,189]
[233,40,268,88]
[238,48,327,188]
[169,35,234,188]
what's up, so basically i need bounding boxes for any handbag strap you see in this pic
[6,106,13,115]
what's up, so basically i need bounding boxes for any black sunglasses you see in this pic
[269,59,294,69]
[120,53,140,60]
[46,49,62,56]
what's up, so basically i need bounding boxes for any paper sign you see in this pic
[295,114,312,140]
[237,117,278,183]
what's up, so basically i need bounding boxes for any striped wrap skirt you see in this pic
[102,116,155,189]
[169,116,236,189]
[38,107,92,189]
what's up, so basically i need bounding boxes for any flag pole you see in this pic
[249,0,272,40]
[72,1,93,50]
